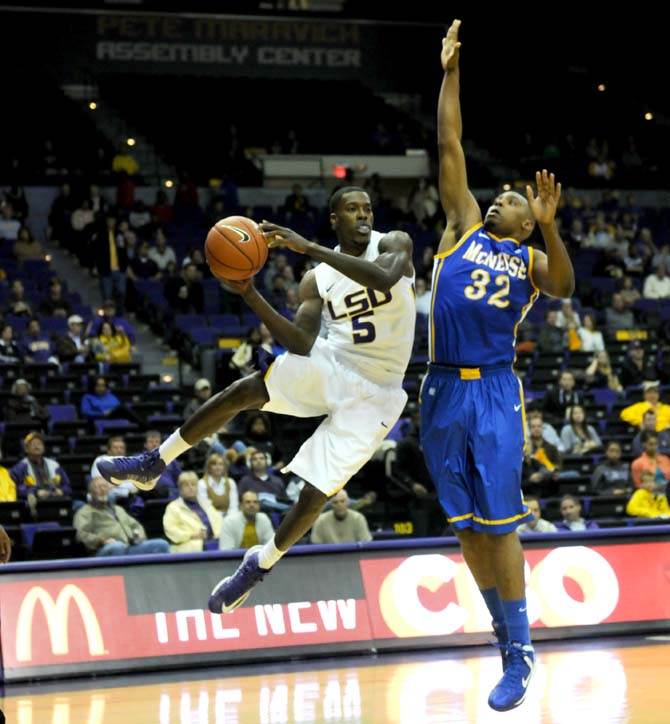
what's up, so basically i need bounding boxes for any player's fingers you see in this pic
[525,185,534,203]
[555,182,562,203]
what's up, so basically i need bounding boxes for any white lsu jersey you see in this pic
[313,230,416,387]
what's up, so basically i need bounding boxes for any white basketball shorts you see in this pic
[261,337,407,496]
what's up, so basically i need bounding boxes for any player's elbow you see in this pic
[286,333,316,356]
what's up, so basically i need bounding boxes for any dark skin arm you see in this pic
[226,270,322,356]
[260,223,413,293]
[437,19,482,254]
[526,170,576,298]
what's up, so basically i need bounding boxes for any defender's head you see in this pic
[329,187,373,253]
[484,191,535,242]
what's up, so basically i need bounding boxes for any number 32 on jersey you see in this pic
[464,269,510,308]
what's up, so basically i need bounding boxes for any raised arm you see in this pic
[437,19,481,253]
[527,170,576,298]
[260,223,413,293]
[231,270,323,356]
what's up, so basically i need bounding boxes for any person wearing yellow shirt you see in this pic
[0,463,17,501]
[620,381,670,431]
[92,321,132,363]
[626,471,670,518]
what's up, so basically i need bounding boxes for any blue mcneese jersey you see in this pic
[429,223,539,366]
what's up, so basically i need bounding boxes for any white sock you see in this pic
[257,537,286,570]
[158,430,191,465]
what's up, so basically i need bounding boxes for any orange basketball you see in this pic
[205,215,268,281]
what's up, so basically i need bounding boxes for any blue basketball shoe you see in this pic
[208,545,270,614]
[97,448,166,491]
[488,642,535,712]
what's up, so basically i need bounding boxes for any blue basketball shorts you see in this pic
[420,364,532,534]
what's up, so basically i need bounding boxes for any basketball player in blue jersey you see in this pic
[422,20,575,712]
[98,187,416,612]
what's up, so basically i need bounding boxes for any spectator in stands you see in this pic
[621,244,644,277]
[620,380,670,429]
[80,375,143,425]
[91,436,139,505]
[605,293,635,335]
[164,261,204,314]
[244,412,284,469]
[415,277,432,316]
[128,200,151,235]
[148,228,177,273]
[93,214,127,310]
[128,241,160,282]
[555,494,599,531]
[643,263,670,299]
[585,212,615,250]
[280,286,300,321]
[626,470,670,519]
[630,432,670,490]
[88,299,136,344]
[652,244,670,272]
[637,228,658,266]
[12,225,43,262]
[555,299,581,330]
[618,341,659,388]
[143,430,180,498]
[55,314,91,364]
[91,321,132,364]
[560,404,602,455]
[591,441,632,496]
[564,218,586,251]
[174,171,199,209]
[38,277,73,318]
[163,471,222,553]
[516,496,557,534]
[4,379,49,430]
[310,490,372,544]
[112,146,139,177]
[0,323,22,363]
[632,410,670,456]
[183,378,213,418]
[259,321,284,356]
[5,185,28,221]
[391,404,444,537]
[198,453,239,516]
[0,202,20,241]
[543,370,583,421]
[526,410,563,451]
[238,451,291,514]
[87,184,107,217]
[229,326,271,378]
[48,183,75,248]
[74,477,169,557]
[219,490,274,551]
[584,350,623,392]
[537,309,564,352]
[22,318,54,363]
[0,447,17,502]
[577,313,605,353]
[282,183,313,220]
[10,431,71,515]
[151,189,174,227]
[263,253,289,291]
[528,414,562,473]
[619,276,641,307]
[266,274,287,310]
[6,279,33,317]
[70,198,96,268]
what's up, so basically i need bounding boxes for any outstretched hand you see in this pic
[441,19,462,72]
[526,170,562,225]
[260,221,311,255]
[221,277,253,296]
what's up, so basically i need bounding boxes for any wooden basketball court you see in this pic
[1,635,667,723]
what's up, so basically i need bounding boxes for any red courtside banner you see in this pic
[1,538,669,681]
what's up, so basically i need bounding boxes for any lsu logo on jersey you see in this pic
[327,288,392,345]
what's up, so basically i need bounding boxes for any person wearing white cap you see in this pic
[55,315,91,364]
[182,379,213,419]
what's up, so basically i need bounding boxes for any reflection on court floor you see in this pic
[1,639,667,723]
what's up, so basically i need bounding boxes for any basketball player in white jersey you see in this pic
[98,187,415,612]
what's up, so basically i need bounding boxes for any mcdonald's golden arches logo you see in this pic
[16,584,106,662]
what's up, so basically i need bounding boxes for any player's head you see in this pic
[329,187,373,252]
[484,191,535,242]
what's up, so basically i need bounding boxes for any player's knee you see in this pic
[221,372,269,410]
